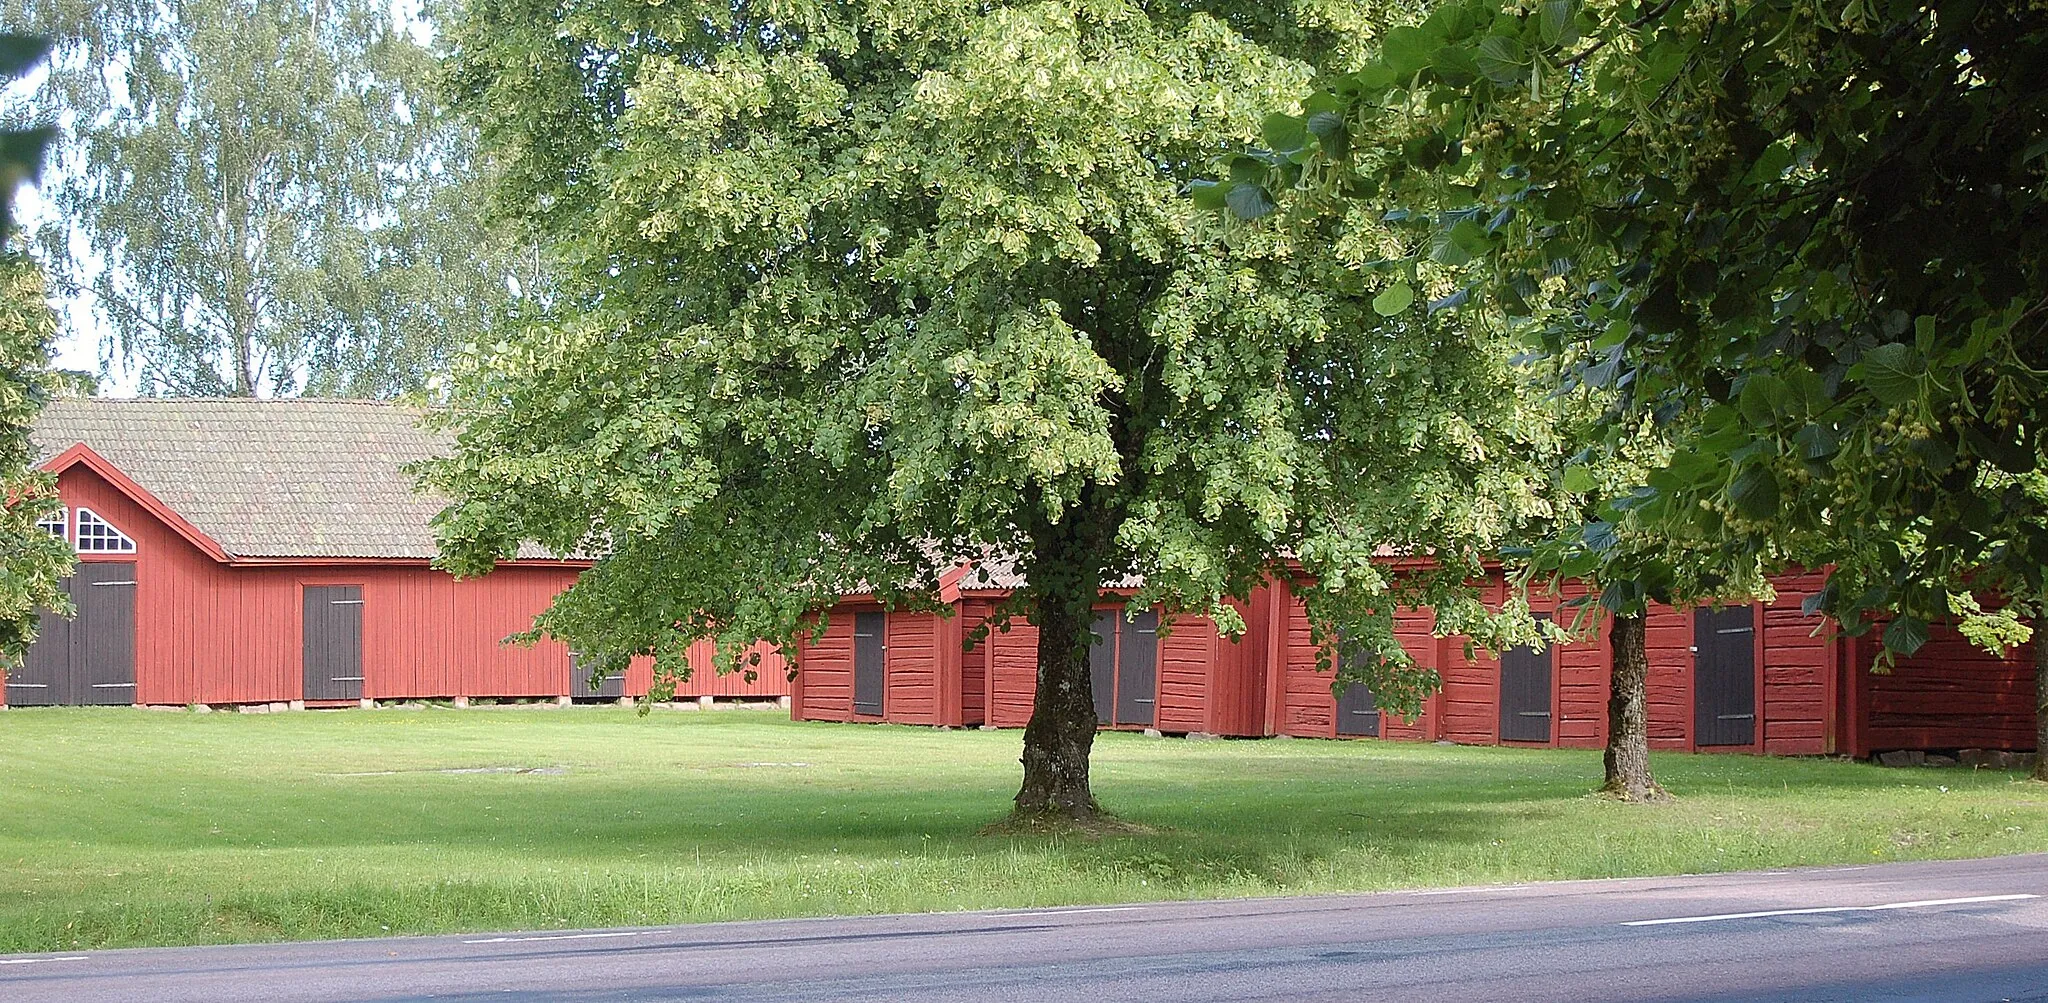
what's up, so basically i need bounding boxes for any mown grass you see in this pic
[2,706,2044,952]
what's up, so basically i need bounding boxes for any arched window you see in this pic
[73,507,137,554]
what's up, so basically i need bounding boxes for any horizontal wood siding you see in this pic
[1644,603,1693,749]
[1438,581,1507,744]
[792,612,856,722]
[960,600,989,726]
[1156,614,1213,733]
[1761,573,1831,754]
[1554,586,1609,748]
[1278,591,1333,737]
[1859,621,2036,753]
[1379,606,1439,741]
[886,610,940,725]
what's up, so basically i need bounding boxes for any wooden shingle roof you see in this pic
[29,397,520,561]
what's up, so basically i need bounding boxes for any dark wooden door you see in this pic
[571,654,625,698]
[1499,624,1553,742]
[1088,610,1117,723]
[303,586,364,701]
[9,563,135,706]
[1336,682,1380,736]
[73,562,137,705]
[1694,606,1758,746]
[852,611,885,717]
[11,588,72,707]
[1114,610,1158,726]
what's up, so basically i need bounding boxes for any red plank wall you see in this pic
[1272,572,1838,754]
[789,607,951,725]
[800,599,1262,735]
[1848,620,2036,756]
[24,463,787,707]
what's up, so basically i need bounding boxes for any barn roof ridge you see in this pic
[30,396,557,563]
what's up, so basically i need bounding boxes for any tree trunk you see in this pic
[2035,616,2046,782]
[1012,510,1111,821]
[1602,611,1666,801]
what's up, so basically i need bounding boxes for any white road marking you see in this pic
[1410,885,1532,896]
[463,931,651,944]
[0,956,88,966]
[1000,907,1145,918]
[1624,894,2040,926]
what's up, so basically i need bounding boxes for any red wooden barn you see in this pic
[4,398,786,708]
[793,558,2035,758]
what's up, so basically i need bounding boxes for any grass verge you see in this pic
[2,707,2043,951]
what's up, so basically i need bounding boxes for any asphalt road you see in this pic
[5,854,2047,1002]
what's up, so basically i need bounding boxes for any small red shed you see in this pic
[5,398,786,708]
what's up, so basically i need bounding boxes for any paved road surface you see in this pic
[5,854,2047,1002]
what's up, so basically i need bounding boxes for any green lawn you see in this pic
[2,707,2044,952]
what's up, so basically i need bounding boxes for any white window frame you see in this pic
[35,506,66,540]
[73,506,137,554]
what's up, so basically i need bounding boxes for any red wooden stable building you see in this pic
[793,558,2036,759]
[4,398,786,708]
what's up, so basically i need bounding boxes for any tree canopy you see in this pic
[1245,0,2047,773]
[5,0,536,397]
[1251,0,2046,640]
[431,0,1560,818]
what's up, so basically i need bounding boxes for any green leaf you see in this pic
[1475,35,1528,86]
[1882,616,1929,657]
[1847,343,1922,405]
[1538,0,1580,47]
[1736,372,1793,426]
[1449,218,1491,256]
[1431,45,1481,87]
[1261,113,1308,155]
[1304,111,1346,156]
[1727,467,1779,519]
[1745,141,1796,184]
[1373,281,1415,316]
[1381,27,1437,79]
[1224,182,1278,220]
[1562,465,1597,493]
[1352,62,1397,90]
[1188,180,1229,212]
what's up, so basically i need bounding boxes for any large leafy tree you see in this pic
[0,256,73,658]
[5,0,524,397]
[431,0,1556,821]
[1252,0,2048,776]
[0,34,73,666]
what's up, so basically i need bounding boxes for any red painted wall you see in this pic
[1848,621,2036,756]
[24,464,788,706]
[794,599,1262,735]
[790,607,951,725]
[1271,571,1840,755]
